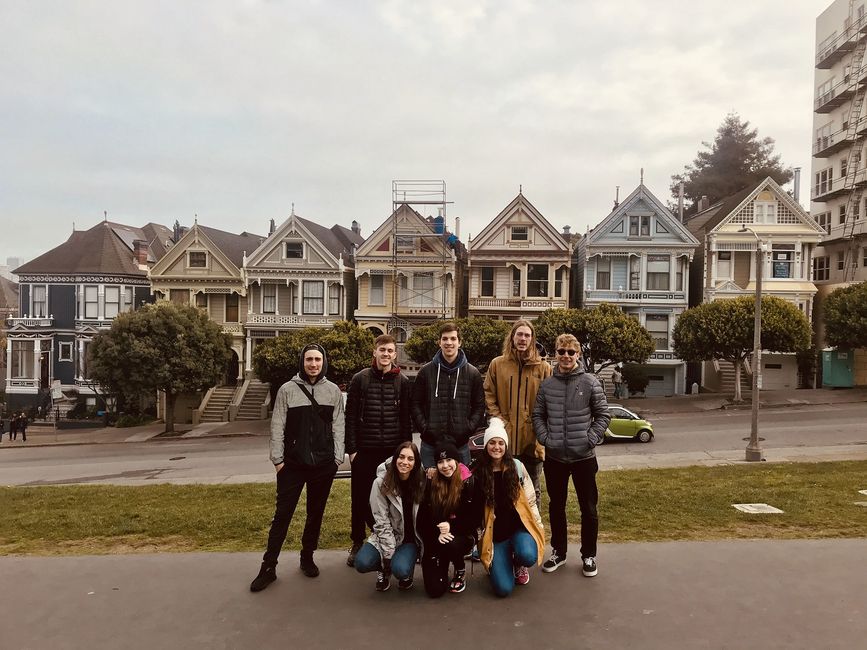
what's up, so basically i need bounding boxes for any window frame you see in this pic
[225,293,240,323]
[328,283,341,315]
[284,241,304,259]
[32,285,47,318]
[262,284,277,314]
[480,267,495,297]
[104,286,121,318]
[58,341,73,362]
[509,226,529,242]
[526,264,549,297]
[84,285,99,319]
[369,275,385,306]
[596,257,611,290]
[302,280,325,315]
[188,251,207,268]
[646,255,671,290]
[645,314,670,351]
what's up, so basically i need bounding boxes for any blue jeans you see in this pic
[421,441,470,469]
[489,531,538,597]
[354,542,418,580]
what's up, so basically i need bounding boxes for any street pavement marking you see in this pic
[854,502,867,508]
[732,503,784,514]
[858,489,867,496]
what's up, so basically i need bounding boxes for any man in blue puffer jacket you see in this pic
[532,333,610,579]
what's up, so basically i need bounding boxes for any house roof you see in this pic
[0,276,18,312]
[14,220,171,277]
[684,186,756,240]
[296,217,364,265]
[198,226,265,267]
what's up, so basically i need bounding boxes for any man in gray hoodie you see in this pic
[250,343,345,592]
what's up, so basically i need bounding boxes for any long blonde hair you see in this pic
[501,319,541,364]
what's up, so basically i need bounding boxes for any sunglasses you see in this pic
[556,349,578,356]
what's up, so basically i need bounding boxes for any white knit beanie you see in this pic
[483,417,508,448]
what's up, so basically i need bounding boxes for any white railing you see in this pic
[585,290,686,302]
[246,314,332,326]
[7,316,53,327]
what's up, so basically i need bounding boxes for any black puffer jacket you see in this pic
[532,365,611,462]
[345,364,412,454]
[411,349,486,448]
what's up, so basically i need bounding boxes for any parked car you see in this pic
[602,405,653,443]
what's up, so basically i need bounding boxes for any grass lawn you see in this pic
[1,460,866,555]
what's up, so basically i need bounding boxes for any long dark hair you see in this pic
[476,444,520,507]
[380,441,424,503]
[429,462,463,521]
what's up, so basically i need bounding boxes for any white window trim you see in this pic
[284,241,305,260]
[58,341,74,362]
[302,280,325,315]
[31,283,48,318]
[224,292,240,323]
[369,275,385,306]
[187,250,208,269]
[261,283,278,314]
[509,225,530,242]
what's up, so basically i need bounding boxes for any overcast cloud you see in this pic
[0,0,824,264]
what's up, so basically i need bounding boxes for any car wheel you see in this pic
[636,429,652,443]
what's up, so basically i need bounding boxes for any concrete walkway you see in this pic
[2,539,865,649]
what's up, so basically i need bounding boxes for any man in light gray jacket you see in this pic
[532,333,610,579]
[250,343,345,592]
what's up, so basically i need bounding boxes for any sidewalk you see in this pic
[2,539,865,649]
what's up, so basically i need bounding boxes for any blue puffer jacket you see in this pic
[532,366,611,462]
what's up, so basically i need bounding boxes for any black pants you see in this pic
[422,534,474,598]
[543,456,598,559]
[350,447,393,545]
[262,461,337,567]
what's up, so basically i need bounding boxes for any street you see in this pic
[1,402,865,487]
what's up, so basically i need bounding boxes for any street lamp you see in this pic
[739,225,765,462]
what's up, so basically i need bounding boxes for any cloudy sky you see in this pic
[1,1,827,266]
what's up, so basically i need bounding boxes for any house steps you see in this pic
[718,360,752,396]
[199,386,235,423]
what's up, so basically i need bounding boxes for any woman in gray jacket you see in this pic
[354,441,424,592]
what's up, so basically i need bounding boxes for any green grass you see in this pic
[1,461,866,556]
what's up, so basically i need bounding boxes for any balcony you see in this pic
[584,290,686,304]
[6,316,54,328]
[393,305,455,318]
[815,16,867,69]
[6,378,39,391]
[813,174,858,201]
[814,78,856,113]
[468,297,568,310]
[222,323,243,334]
[813,129,855,157]
[245,314,333,326]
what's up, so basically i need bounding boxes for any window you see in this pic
[555,267,564,297]
[285,242,303,258]
[11,340,34,378]
[629,256,640,290]
[815,123,832,152]
[84,286,99,319]
[412,273,435,307]
[303,281,324,314]
[395,236,414,252]
[195,292,208,310]
[717,252,732,279]
[527,264,549,297]
[645,314,669,351]
[856,198,862,220]
[328,284,340,315]
[815,168,833,196]
[629,215,650,237]
[169,289,187,305]
[390,327,407,343]
[510,226,529,241]
[837,251,845,271]
[512,267,521,297]
[262,284,276,314]
[188,251,207,268]
[105,287,121,318]
[814,255,830,281]
[32,285,47,317]
[481,267,495,297]
[771,245,795,279]
[754,202,777,224]
[596,258,611,290]
[369,275,384,305]
[225,293,239,322]
[863,247,867,267]
[655,220,669,233]
[676,263,684,291]
[816,211,831,234]
[841,156,849,178]
[839,204,847,225]
[647,255,670,290]
[58,341,73,361]
[123,287,134,312]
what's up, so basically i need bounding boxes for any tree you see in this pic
[824,282,867,349]
[670,113,793,210]
[404,318,513,373]
[89,302,232,432]
[533,305,654,374]
[673,296,811,402]
[253,321,375,394]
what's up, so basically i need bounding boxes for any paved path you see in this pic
[2,539,865,649]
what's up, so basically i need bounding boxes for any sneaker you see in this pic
[582,557,598,577]
[249,563,276,592]
[542,550,567,573]
[398,577,414,590]
[375,572,390,592]
[449,569,467,593]
[300,555,320,578]
[346,543,362,568]
[514,565,530,586]
[470,546,481,562]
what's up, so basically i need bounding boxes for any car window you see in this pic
[610,408,627,419]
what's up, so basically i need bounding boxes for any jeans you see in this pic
[262,461,338,566]
[544,456,598,559]
[421,441,470,469]
[354,541,418,580]
[350,447,394,545]
[489,530,538,597]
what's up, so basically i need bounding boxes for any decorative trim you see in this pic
[17,274,150,285]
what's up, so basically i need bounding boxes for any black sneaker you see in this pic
[375,572,390,592]
[249,563,276,592]
[542,550,567,573]
[300,556,320,578]
[398,577,414,591]
[449,569,466,593]
[582,556,598,577]
[346,543,362,568]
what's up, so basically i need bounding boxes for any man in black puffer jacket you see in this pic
[411,322,486,468]
[533,333,610,579]
[344,334,412,567]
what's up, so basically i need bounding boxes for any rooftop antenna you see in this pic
[614,186,620,208]
[291,202,295,216]
[519,184,522,194]
[640,168,644,185]
[104,210,108,222]
[194,213,198,225]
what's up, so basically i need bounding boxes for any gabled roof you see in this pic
[246,213,360,270]
[297,217,364,264]
[355,204,452,258]
[471,192,569,252]
[14,220,171,277]
[198,226,265,267]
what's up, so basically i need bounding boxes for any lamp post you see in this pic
[739,225,764,462]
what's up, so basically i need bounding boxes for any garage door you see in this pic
[645,366,675,396]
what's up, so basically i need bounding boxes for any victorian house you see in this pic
[578,184,699,396]
[354,204,464,373]
[0,276,20,394]
[685,177,825,391]
[5,220,171,413]
[467,192,572,321]
[244,212,363,373]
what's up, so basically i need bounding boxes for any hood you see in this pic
[459,462,472,481]
[297,343,329,384]
[553,364,584,379]
[432,348,468,373]
[371,359,401,378]
[376,458,391,480]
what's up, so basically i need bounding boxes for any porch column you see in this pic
[640,254,648,291]
[274,283,280,315]
[98,285,105,320]
[669,255,676,292]
[245,334,253,372]
[33,339,42,381]
[77,339,85,380]
[5,337,11,384]
[547,264,555,299]
[520,263,527,298]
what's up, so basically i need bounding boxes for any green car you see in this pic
[601,405,654,444]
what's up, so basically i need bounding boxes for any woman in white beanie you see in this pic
[475,417,545,597]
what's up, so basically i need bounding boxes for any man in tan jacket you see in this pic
[483,319,552,505]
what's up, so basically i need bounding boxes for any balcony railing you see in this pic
[7,316,54,327]
[246,314,333,326]
[812,169,867,201]
[814,77,856,113]
[7,378,38,390]
[585,290,686,303]
[222,323,243,334]
[469,297,567,310]
[813,129,854,157]
[394,305,455,317]
[816,15,867,69]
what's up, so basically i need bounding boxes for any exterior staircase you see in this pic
[235,379,270,420]
[200,386,235,423]
[718,360,752,397]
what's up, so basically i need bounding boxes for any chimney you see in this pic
[133,239,149,266]
[454,216,460,239]
[269,218,276,235]
[678,182,685,223]
[172,220,182,243]
[698,195,710,212]
[793,167,801,203]
[562,225,571,236]
[351,220,361,236]
[613,185,620,208]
